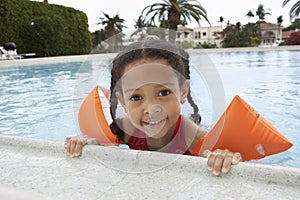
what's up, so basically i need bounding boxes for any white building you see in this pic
[193,26,223,47]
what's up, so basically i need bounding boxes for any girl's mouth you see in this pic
[143,118,166,129]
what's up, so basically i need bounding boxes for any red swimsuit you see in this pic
[126,115,192,155]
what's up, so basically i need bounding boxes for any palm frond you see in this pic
[289,1,300,19]
[282,0,291,7]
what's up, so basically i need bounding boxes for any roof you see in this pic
[177,26,193,32]
[259,23,282,30]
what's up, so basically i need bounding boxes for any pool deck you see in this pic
[0,134,300,200]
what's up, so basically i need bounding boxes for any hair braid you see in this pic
[109,60,125,141]
[178,47,201,125]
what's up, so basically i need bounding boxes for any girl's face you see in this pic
[116,58,190,139]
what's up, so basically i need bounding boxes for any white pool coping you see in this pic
[0,53,117,68]
[1,45,300,68]
[0,134,299,200]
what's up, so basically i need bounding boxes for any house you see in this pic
[175,26,194,46]
[193,26,223,47]
[259,23,283,45]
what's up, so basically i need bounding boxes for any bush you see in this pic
[286,32,300,45]
[176,40,193,49]
[194,41,216,49]
[0,0,92,57]
[251,37,261,47]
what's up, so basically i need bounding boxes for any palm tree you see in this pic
[277,15,283,41]
[246,10,255,20]
[140,0,209,42]
[98,12,125,39]
[98,12,126,52]
[218,16,224,28]
[277,15,283,26]
[282,0,300,21]
[132,16,163,40]
[256,4,271,22]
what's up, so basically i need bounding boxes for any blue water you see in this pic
[0,50,299,168]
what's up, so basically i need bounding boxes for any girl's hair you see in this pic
[109,39,201,141]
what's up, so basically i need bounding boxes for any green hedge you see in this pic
[0,0,92,57]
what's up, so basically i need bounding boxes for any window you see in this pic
[194,32,198,39]
[184,32,189,38]
[177,32,182,38]
[203,32,207,36]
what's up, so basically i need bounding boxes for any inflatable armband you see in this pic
[192,95,293,160]
[78,86,118,144]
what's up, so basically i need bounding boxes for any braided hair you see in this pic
[109,39,201,141]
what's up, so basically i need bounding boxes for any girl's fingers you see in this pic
[74,141,84,157]
[69,139,78,156]
[207,149,223,175]
[206,149,241,176]
[65,135,88,157]
[212,153,225,176]
[221,154,233,174]
[232,152,242,164]
[206,151,216,172]
[64,137,71,149]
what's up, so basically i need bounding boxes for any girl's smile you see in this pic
[143,118,166,127]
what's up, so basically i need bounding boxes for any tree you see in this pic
[277,15,284,25]
[43,0,48,3]
[221,22,259,47]
[256,4,271,22]
[218,16,224,27]
[98,12,125,39]
[98,12,126,52]
[283,18,300,31]
[277,15,284,41]
[246,10,255,19]
[139,0,209,42]
[282,0,300,21]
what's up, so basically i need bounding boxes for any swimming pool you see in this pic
[0,50,299,168]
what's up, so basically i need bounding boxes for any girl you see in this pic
[65,39,241,176]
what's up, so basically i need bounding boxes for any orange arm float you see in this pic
[192,95,293,160]
[78,86,119,144]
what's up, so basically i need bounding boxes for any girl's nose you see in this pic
[143,103,163,115]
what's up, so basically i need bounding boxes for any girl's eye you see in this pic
[129,95,143,101]
[158,89,171,97]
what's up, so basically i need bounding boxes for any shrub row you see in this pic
[0,0,92,57]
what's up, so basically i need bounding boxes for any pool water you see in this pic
[0,50,299,168]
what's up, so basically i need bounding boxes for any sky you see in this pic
[33,0,295,32]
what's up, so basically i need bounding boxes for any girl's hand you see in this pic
[64,134,98,157]
[204,149,242,176]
